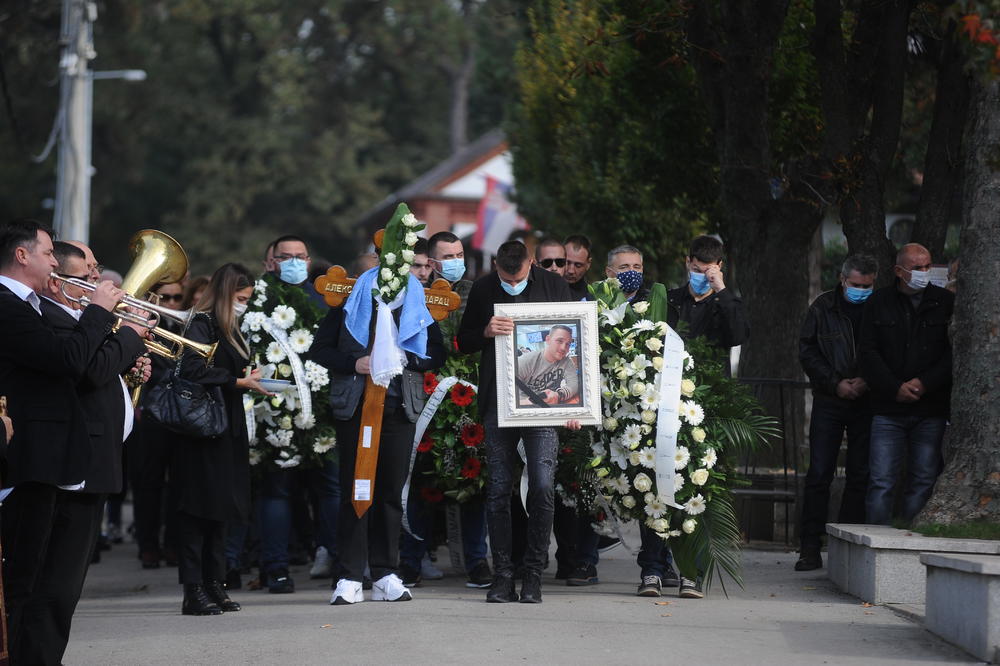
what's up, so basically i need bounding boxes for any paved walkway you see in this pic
[63,528,974,665]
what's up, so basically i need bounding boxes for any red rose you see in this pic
[460,457,482,479]
[450,383,475,407]
[421,487,444,503]
[460,423,485,447]
[417,433,434,453]
[452,336,460,352]
[423,372,439,395]
[560,446,573,455]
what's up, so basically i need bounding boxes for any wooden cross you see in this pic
[314,261,461,518]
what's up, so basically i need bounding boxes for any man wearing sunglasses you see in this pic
[535,238,567,277]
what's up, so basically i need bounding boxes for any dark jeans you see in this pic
[176,510,225,585]
[259,456,340,574]
[553,500,578,572]
[335,406,413,582]
[484,417,558,576]
[129,419,179,556]
[400,498,488,572]
[637,525,676,578]
[866,415,946,525]
[800,396,871,550]
[1,484,103,666]
[575,513,600,567]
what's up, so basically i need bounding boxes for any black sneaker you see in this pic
[466,560,492,588]
[795,549,823,571]
[597,536,621,553]
[679,577,704,599]
[486,574,519,603]
[567,564,599,586]
[400,564,422,588]
[520,570,542,603]
[661,566,681,588]
[637,574,661,597]
[267,569,295,594]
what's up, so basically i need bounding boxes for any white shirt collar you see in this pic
[40,295,83,321]
[0,275,42,315]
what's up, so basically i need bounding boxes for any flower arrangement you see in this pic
[413,370,487,504]
[580,278,777,588]
[242,273,336,469]
[375,203,424,302]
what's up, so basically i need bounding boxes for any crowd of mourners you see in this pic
[0,216,953,664]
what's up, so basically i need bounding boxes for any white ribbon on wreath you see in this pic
[258,317,313,425]
[653,323,686,510]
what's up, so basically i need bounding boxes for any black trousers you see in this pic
[800,396,871,550]
[1,483,103,666]
[129,419,179,556]
[334,406,413,582]
[176,511,225,585]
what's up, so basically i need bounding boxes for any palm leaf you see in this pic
[707,414,781,455]
[670,494,744,596]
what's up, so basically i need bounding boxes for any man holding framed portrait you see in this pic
[457,240,597,605]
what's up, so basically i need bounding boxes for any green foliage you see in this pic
[909,521,1000,540]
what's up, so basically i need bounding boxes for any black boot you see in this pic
[182,584,223,616]
[520,569,542,603]
[795,547,823,571]
[485,574,519,603]
[205,580,241,612]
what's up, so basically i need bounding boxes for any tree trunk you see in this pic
[915,77,1000,525]
[912,27,970,262]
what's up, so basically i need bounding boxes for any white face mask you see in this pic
[233,301,248,317]
[905,269,930,291]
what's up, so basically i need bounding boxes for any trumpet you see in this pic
[50,273,217,361]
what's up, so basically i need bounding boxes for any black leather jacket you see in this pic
[799,287,862,400]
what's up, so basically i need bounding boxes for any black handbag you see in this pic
[145,319,229,439]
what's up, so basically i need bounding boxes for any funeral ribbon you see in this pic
[653,323,686,510]
[258,317,313,425]
[401,376,478,538]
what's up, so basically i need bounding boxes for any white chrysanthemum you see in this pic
[313,436,336,454]
[622,424,643,449]
[278,363,292,378]
[681,400,705,426]
[383,252,397,266]
[645,337,663,352]
[631,319,656,332]
[674,446,691,470]
[243,311,267,332]
[633,472,653,492]
[404,231,418,246]
[603,416,619,431]
[265,342,286,364]
[621,495,637,509]
[401,249,414,263]
[674,472,685,492]
[691,468,710,486]
[691,427,707,443]
[294,412,316,430]
[270,305,296,330]
[254,278,268,293]
[684,494,707,515]
[638,447,656,469]
[632,301,649,314]
[639,390,659,410]
[288,328,314,354]
[682,351,694,370]
[681,378,696,397]
[275,453,302,469]
[701,448,718,469]
[610,475,631,494]
[401,213,419,228]
[644,496,667,518]
[265,429,293,449]
[251,334,261,343]
[305,360,330,390]
[380,267,393,282]
[682,518,697,534]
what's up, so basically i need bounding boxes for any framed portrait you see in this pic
[494,301,600,428]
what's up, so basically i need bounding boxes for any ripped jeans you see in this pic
[484,415,558,577]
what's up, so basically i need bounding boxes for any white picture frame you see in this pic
[494,301,601,428]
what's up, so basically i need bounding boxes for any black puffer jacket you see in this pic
[859,283,953,417]
[799,287,862,400]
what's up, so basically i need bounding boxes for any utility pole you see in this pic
[53,0,96,244]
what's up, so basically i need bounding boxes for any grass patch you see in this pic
[908,521,1000,541]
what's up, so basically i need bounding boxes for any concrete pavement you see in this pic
[64,530,975,665]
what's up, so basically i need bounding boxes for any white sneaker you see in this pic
[310,546,333,579]
[420,555,444,580]
[371,574,413,602]
[330,579,364,605]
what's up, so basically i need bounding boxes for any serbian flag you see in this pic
[473,176,527,256]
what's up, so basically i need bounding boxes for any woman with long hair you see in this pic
[173,263,269,615]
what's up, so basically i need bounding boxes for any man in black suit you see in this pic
[0,219,136,665]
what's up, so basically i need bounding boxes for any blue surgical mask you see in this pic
[501,277,528,296]
[689,271,711,295]
[616,269,643,294]
[843,285,872,304]
[438,258,466,282]
[278,258,308,284]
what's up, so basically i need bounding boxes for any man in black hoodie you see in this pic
[860,243,953,525]
[796,254,877,571]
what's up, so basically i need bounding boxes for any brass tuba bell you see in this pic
[120,229,189,299]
